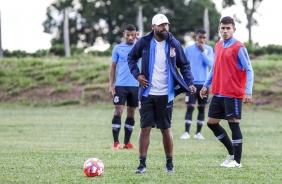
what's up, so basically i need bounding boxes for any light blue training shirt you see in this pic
[112,42,140,87]
[184,43,214,85]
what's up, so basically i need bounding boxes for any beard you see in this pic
[155,30,168,40]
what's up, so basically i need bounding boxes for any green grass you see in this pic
[0,104,281,183]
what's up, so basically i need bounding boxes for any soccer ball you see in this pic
[83,158,104,177]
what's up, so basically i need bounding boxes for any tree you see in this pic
[44,0,220,47]
[222,0,264,42]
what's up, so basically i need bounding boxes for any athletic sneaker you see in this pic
[220,155,234,167]
[135,164,146,174]
[180,132,190,139]
[194,132,205,140]
[122,142,137,149]
[165,163,174,173]
[222,160,242,168]
[112,142,120,150]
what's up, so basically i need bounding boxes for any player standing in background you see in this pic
[200,16,254,168]
[180,29,214,140]
[128,14,196,174]
[109,24,141,150]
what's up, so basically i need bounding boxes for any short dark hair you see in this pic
[195,29,206,35]
[220,16,235,27]
[124,24,136,31]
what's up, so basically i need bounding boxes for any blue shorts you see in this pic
[113,86,138,107]
[139,95,173,129]
[208,96,242,120]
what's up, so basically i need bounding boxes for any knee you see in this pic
[197,105,205,114]
[187,105,195,113]
[114,108,123,116]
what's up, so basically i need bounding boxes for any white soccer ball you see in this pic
[83,158,104,177]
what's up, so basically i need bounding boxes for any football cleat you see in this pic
[220,155,234,167]
[222,160,242,168]
[165,163,174,173]
[194,132,205,140]
[135,164,146,174]
[112,142,120,150]
[122,142,137,149]
[180,132,190,139]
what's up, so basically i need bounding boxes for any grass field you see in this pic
[0,103,281,183]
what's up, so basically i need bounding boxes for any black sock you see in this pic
[229,122,243,164]
[207,123,234,155]
[196,120,204,133]
[112,115,121,143]
[124,117,135,144]
[139,156,146,167]
[185,106,194,133]
[185,120,191,133]
[166,156,173,166]
[196,106,205,133]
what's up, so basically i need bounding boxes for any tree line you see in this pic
[42,0,264,50]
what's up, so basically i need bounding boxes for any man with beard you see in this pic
[128,14,196,174]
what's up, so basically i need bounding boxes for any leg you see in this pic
[194,104,206,139]
[224,98,243,167]
[161,128,174,173]
[228,119,243,164]
[111,105,124,149]
[196,105,205,133]
[160,128,173,156]
[195,88,208,138]
[207,117,234,155]
[184,104,194,133]
[135,127,151,173]
[123,106,136,148]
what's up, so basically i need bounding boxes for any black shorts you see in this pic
[113,86,139,107]
[208,96,242,120]
[139,95,173,129]
[185,84,209,105]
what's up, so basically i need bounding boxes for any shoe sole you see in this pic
[135,169,146,174]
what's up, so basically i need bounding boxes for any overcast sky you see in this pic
[0,0,281,52]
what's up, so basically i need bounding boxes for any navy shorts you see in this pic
[113,86,139,107]
[185,84,209,105]
[139,95,173,129]
[208,96,242,120]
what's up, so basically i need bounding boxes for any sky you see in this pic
[0,0,281,52]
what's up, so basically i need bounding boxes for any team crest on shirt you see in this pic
[170,47,176,57]
[114,96,119,103]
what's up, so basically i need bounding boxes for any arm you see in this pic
[175,42,194,87]
[201,46,214,67]
[203,66,214,88]
[109,62,117,98]
[238,47,254,103]
[128,39,142,79]
[175,42,196,92]
[203,46,216,88]
[238,47,254,94]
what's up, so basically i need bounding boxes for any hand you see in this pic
[189,85,196,94]
[109,86,115,98]
[197,43,204,52]
[137,75,149,88]
[200,86,207,99]
[136,30,142,39]
[243,94,252,104]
